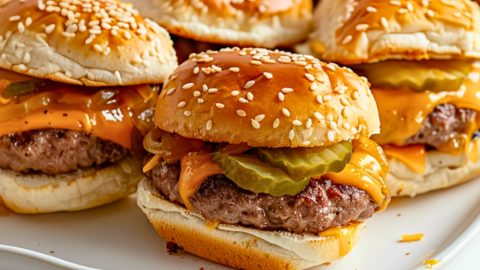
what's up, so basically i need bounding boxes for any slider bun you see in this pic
[387,149,480,197]
[155,48,380,148]
[129,0,312,48]
[308,0,480,64]
[0,0,177,86]
[137,179,364,270]
[0,155,142,214]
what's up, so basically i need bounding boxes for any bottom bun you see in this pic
[0,155,142,214]
[387,149,480,197]
[137,179,365,270]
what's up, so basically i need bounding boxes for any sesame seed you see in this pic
[342,35,353,45]
[305,73,315,82]
[263,72,273,79]
[355,24,369,31]
[45,24,56,34]
[244,80,255,89]
[251,119,261,129]
[292,120,302,126]
[282,108,291,117]
[314,112,324,121]
[182,83,194,89]
[17,22,25,33]
[327,131,335,142]
[216,103,225,109]
[177,101,186,108]
[236,110,247,117]
[288,129,295,140]
[206,120,212,131]
[9,15,21,22]
[239,97,249,104]
[273,118,280,129]
[306,118,312,128]
[255,114,265,122]
[166,88,176,95]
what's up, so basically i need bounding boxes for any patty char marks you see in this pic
[150,161,376,234]
[0,129,128,174]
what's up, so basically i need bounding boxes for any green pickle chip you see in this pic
[213,141,353,197]
[356,60,471,92]
[213,152,310,197]
[256,141,353,178]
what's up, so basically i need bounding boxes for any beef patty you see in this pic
[0,129,128,174]
[407,104,476,149]
[150,161,376,234]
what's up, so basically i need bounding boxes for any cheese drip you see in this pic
[323,137,390,211]
[178,137,390,212]
[372,70,480,149]
[0,79,157,149]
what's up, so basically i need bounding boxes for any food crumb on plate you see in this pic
[399,233,424,242]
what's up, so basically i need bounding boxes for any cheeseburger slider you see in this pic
[138,48,390,269]
[304,0,480,196]
[0,0,177,213]
[128,0,312,62]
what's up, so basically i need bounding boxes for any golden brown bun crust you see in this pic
[0,155,142,214]
[154,48,380,148]
[308,0,480,64]
[387,149,480,197]
[128,0,312,48]
[0,0,177,86]
[137,179,365,270]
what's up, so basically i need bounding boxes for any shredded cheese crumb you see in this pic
[423,258,439,269]
[399,233,424,243]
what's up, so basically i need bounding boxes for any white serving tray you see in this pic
[1,177,479,270]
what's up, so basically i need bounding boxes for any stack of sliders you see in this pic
[304,0,480,196]
[139,48,391,269]
[0,0,177,213]
[127,0,312,62]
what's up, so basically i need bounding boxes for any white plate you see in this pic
[1,177,479,270]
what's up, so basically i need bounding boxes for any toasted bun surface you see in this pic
[308,0,480,64]
[137,179,364,270]
[0,155,142,214]
[387,148,480,197]
[0,0,177,86]
[155,48,380,148]
[128,0,312,48]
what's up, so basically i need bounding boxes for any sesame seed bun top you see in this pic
[307,0,480,64]
[0,0,177,86]
[154,48,380,148]
[130,0,312,48]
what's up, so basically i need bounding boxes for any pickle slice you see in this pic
[256,141,352,178]
[1,79,46,98]
[213,153,310,196]
[355,60,471,92]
